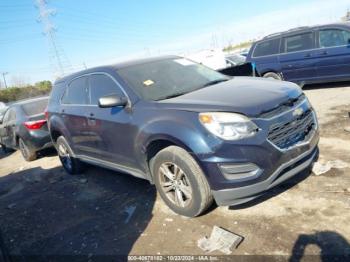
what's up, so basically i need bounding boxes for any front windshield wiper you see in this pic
[156,91,189,101]
[156,79,229,101]
[202,78,229,88]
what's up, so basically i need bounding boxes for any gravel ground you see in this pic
[0,82,350,261]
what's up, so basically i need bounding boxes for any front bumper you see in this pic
[212,143,318,206]
[195,98,319,206]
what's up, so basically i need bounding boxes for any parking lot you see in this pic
[0,82,350,260]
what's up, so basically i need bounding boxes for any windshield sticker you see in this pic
[174,58,195,66]
[143,79,155,86]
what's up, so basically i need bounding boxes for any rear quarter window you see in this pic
[253,38,280,57]
[21,99,48,116]
[51,82,66,103]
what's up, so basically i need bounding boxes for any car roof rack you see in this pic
[263,26,311,39]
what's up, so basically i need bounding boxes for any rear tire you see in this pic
[56,136,85,175]
[19,138,37,161]
[263,72,282,80]
[152,146,213,217]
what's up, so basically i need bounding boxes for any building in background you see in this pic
[341,10,350,21]
[185,49,227,70]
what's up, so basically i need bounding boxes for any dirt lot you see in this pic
[1,82,350,261]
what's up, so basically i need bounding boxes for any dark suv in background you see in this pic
[47,56,319,217]
[246,22,350,86]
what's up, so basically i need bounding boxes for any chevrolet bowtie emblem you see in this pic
[293,108,304,117]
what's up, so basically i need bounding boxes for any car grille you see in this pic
[268,109,315,149]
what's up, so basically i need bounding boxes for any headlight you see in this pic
[199,112,259,140]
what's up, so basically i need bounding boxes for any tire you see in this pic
[56,136,85,175]
[152,146,213,217]
[263,72,282,80]
[19,138,37,161]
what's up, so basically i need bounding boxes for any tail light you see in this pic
[44,106,49,121]
[24,120,46,130]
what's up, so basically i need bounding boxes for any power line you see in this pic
[57,6,215,30]
[34,0,72,78]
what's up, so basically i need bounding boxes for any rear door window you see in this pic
[253,38,280,57]
[21,99,48,116]
[319,29,350,48]
[89,74,124,105]
[283,32,314,53]
[61,76,89,105]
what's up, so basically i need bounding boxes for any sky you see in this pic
[0,0,349,86]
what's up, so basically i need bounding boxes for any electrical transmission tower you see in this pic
[35,0,72,78]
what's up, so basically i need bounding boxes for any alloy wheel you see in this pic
[158,162,193,208]
[58,143,72,171]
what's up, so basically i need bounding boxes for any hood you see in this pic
[157,77,302,117]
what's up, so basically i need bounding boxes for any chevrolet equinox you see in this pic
[47,56,319,217]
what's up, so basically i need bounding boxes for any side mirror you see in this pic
[98,94,128,108]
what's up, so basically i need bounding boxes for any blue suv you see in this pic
[246,22,350,86]
[47,56,319,217]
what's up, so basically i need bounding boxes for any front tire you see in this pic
[152,146,213,217]
[263,72,282,80]
[19,138,37,161]
[56,136,85,175]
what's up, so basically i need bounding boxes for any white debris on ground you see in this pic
[197,226,243,254]
[312,160,349,176]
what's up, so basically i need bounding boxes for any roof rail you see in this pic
[263,26,311,39]
[287,26,310,32]
[263,32,282,39]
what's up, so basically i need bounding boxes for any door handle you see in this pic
[304,53,312,58]
[86,113,95,119]
[61,109,66,118]
[318,51,328,55]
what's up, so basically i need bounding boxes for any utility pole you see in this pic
[1,72,8,89]
[35,0,71,77]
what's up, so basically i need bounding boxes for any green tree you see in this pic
[0,81,52,103]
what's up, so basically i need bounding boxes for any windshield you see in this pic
[117,58,229,101]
